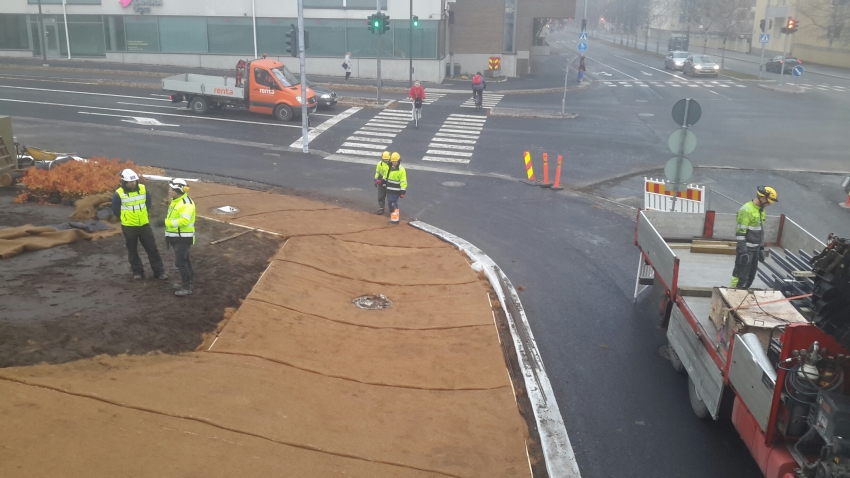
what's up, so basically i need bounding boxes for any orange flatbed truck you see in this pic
[162,59,317,121]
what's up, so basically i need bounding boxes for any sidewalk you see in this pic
[0,180,540,477]
[0,54,579,94]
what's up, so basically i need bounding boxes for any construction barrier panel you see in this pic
[489,56,501,71]
[523,151,535,181]
[644,177,705,213]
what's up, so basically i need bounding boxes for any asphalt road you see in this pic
[1,42,847,477]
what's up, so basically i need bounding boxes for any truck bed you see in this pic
[675,248,768,290]
[162,74,244,99]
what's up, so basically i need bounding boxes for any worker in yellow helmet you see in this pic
[374,150,391,215]
[385,152,407,225]
[730,186,777,289]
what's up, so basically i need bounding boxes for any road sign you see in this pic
[792,65,804,76]
[668,128,697,155]
[577,41,588,53]
[671,99,701,127]
[760,33,770,44]
[664,156,694,183]
[579,32,588,41]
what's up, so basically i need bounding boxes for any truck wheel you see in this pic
[189,97,208,115]
[669,345,685,374]
[274,104,293,122]
[688,375,711,420]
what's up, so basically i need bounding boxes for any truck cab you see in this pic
[246,59,317,121]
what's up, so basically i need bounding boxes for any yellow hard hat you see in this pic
[382,151,391,160]
[390,152,401,161]
[757,186,778,203]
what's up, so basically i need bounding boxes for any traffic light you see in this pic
[381,13,391,34]
[367,13,376,33]
[788,17,798,33]
[759,19,765,32]
[285,26,298,57]
[412,15,419,28]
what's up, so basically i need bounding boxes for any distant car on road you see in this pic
[665,51,690,70]
[304,78,337,108]
[764,56,802,74]
[683,54,720,77]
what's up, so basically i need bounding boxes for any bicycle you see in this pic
[473,91,483,112]
[412,98,423,128]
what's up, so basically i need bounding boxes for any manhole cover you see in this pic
[442,181,466,187]
[211,205,239,214]
[352,294,393,309]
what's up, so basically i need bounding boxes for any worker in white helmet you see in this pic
[165,178,196,297]
[112,169,168,281]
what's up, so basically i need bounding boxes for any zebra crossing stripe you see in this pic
[430,137,477,144]
[429,143,475,150]
[440,128,482,135]
[336,149,382,157]
[426,149,474,157]
[378,111,411,117]
[449,114,487,120]
[353,130,396,137]
[362,125,404,132]
[422,156,470,164]
[342,142,387,149]
[436,132,480,139]
[349,136,393,143]
[441,124,483,131]
[367,120,408,127]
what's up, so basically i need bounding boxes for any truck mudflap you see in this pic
[667,305,724,419]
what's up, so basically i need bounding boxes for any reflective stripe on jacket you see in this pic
[735,201,766,252]
[116,184,149,227]
[375,160,390,180]
[165,194,196,243]
[386,166,407,193]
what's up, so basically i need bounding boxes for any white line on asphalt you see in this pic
[78,111,180,127]
[348,135,393,143]
[422,156,470,163]
[0,97,305,128]
[586,57,639,80]
[116,101,184,110]
[426,149,473,157]
[0,74,100,85]
[440,123,483,131]
[361,125,403,132]
[327,154,475,174]
[435,132,480,139]
[429,143,475,150]
[310,113,338,117]
[367,120,409,127]
[444,117,486,123]
[336,148,382,157]
[429,137,477,144]
[0,84,171,102]
[342,142,386,149]
[641,71,652,76]
[150,94,171,97]
[449,114,488,120]
[377,111,411,117]
[352,130,396,137]
[439,128,481,135]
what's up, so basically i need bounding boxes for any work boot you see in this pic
[175,287,192,297]
[133,274,144,280]
[376,208,384,215]
[155,273,169,280]
[173,283,192,290]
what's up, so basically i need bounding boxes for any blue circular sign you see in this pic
[792,65,804,77]
[578,41,588,53]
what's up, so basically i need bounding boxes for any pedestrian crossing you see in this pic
[601,79,747,89]
[461,93,504,109]
[422,113,487,164]
[800,83,848,92]
[398,92,447,106]
[334,109,410,158]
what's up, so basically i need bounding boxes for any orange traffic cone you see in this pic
[390,208,400,224]
[842,193,850,209]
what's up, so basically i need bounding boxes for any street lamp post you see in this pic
[409,0,413,86]
[36,0,48,66]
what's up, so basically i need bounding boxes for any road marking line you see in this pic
[439,128,481,135]
[436,132,480,139]
[366,121,407,128]
[440,124,483,130]
[641,71,652,76]
[449,114,488,120]
[353,130,396,137]
[0,84,171,102]
[341,142,386,149]
[327,154,475,174]
[361,125,403,132]
[444,118,486,123]
[116,101,184,110]
[586,57,639,80]
[335,148,382,157]
[369,117,409,124]
[429,143,475,150]
[377,112,411,118]
[290,106,361,148]
[0,97,304,128]
[77,111,180,127]
[348,135,393,143]
[426,149,473,157]
[422,156,470,164]
[735,84,746,87]
[430,137,477,144]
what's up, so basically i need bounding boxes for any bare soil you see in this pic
[0,182,284,368]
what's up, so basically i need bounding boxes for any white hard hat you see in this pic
[120,168,139,182]
[169,178,188,193]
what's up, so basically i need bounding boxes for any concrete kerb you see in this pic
[409,220,581,478]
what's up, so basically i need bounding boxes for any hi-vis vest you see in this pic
[385,166,407,193]
[116,184,149,227]
[165,194,196,243]
[735,201,766,252]
[375,160,390,180]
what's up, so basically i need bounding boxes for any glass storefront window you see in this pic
[67,17,106,57]
[302,19,346,58]
[0,14,29,50]
[104,16,126,52]
[159,16,207,53]
[27,0,101,4]
[125,16,159,52]
[347,0,387,9]
[207,17,253,55]
[393,20,438,59]
[346,18,393,58]
[257,18,295,56]
[304,0,343,7]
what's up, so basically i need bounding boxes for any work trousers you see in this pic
[377,184,387,209]
[171,242,194,288]
[730,250,760,289]
[123,223,164,277]
[387,192,400,223]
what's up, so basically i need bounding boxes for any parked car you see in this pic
[764,56,802,74]
[683,54,720,77]
[665,51,690,70]
[304,78,337,108]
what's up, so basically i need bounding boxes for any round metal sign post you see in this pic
[792,65,804,87]
[578,41,588,53]
[672,98,701,126]
[668,128,697,155]
[665,156,694,183]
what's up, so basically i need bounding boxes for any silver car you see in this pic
[665,51,689,71]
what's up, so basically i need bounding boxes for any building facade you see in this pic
[0,0,572,81]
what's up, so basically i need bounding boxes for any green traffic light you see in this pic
[374,20,380,27]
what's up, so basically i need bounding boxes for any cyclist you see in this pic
[471,72,486,107]
[408,80,426,121]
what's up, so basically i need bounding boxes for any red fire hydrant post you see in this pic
[551,155,564,190]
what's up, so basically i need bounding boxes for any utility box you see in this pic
[0,116,15,176]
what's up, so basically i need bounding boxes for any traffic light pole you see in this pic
[779,30,789,85]
[297,0,308,153]
[409,0,413,87]
[376,0,383,103]
[758,0,769,80]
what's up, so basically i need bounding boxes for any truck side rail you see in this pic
[634,210,679,298]
[777,216,826,257]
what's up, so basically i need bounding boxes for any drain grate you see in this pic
[352,294,393,309]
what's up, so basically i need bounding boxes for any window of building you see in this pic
[159,16,207,53]
[27,0,101,4]
[0,14,29,50]
[103,15,126,51]
[393,20,438,59]
[303,19,346,57]
[503,0,517,53]
[124,16,159,52]
[304,0,344,7]
[257,18,295,56]
[346,0,387,9]
[346,18,393,58]
[66,15,106,56]
[207,17,254,54]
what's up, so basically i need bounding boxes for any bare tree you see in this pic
[798,0,850,47]
[698,0,753,66]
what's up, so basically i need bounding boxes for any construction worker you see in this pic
[374,151,391,215]
[730,186,778,289]
[385,152,407,225]
[112,168,168,281]
[165,179,196,297]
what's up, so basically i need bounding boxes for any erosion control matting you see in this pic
[0,181,533,477]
